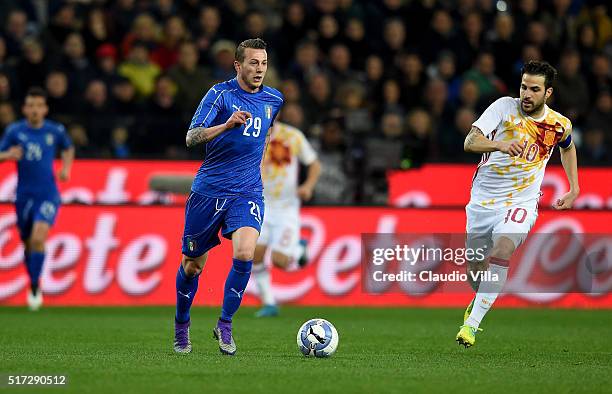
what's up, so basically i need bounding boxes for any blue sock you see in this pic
[175,264,199,323]
[27,251,45,293]
[220,258,253,322]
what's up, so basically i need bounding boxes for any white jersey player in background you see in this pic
[251,120,321,317]
[457,60,579,348]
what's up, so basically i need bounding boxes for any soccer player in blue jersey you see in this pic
[0,87,74,310]
[173,38,284,355]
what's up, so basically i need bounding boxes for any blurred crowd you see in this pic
[0,0,611,203]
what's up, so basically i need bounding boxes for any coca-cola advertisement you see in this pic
[1,205,610,307]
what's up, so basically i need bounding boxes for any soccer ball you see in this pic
[296,318,339,357]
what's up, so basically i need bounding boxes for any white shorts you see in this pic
[465,201,538,255]
[258,206,300,259]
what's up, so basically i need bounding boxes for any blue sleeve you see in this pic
[56,124,72,150]
[0,126,16,151]
[189,86,226,129]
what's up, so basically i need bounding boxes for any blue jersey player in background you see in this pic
[174,38,283,355]
[0,87,74,311]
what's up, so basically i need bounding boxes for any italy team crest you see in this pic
[46,133,54,145]
[265,105,272,119]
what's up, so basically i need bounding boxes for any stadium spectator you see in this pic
[310,113,355,204]
[403,108,435,167]
[0,101,16,130]
[68,123,98,158]
[555,48,590,122]
[487,13,520,87]
[4,9,31,57]
[45,70,75,125]
[379,79,403,119]
[111,77,140,127]
[118,41,161,98]
[0,72,17,105]
[137,75,184,157]
[303,73,332,124]
[289,41,322,87]
[399,52,427,109]
[95,44,120,86]
[16,38,50,91]
[168,41,211,116]
[343,18,370,69]
[151,15,189,70]
[462,52,506,101]
[82,80,115,148]
[381,19,406,67]
[277,2,308,69]
[60,33,97,94]
[327,44,362,88]
[280,102,305,131]
[210,40,236,82]
[422,9,455,65]
[46,3,79,51]
[317,15,341,55]
[279,79,302,105]
[111,126,131,159]
[194,6,223,62]
[587,53,612,97]
[585,89,612,147]
[83,8,114,60]
[454,11,485,73]
[121,13,159,57]
[579,128,608,163]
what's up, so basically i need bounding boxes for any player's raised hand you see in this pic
[6,145,23,161]
[225,111,252,129]
[498,141,523,156]
[553,190,579,210]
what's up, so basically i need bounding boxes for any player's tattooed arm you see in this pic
[464,126,523,156]
[185,124,227,146]
[186,111,251,147]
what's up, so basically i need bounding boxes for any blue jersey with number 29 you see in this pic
[189,78,284,198]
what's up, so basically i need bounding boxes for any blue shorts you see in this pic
[15,196,60,241]
[181,192,265,258]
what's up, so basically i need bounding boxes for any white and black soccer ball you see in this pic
[296,318,339,357]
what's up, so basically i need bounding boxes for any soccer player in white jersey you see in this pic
[456,61,579,348]
[251,120,321,317]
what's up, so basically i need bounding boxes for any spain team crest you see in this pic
[265,105,272,119]
[544,130,556,146]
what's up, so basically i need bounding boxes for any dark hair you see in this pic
[235,38,267,62]
[25,86,47,101]
[521,60,557,89]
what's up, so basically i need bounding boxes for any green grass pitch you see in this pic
[1,306,611,394]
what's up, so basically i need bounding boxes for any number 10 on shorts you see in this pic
[504,207,527,224]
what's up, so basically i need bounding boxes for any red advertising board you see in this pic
[388,164,612,209]
[1,205,610,308]
[0,161,609,209]
[0,160,199,204]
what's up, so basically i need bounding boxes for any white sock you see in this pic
[252,263,275,306]
[465,262,509,329]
